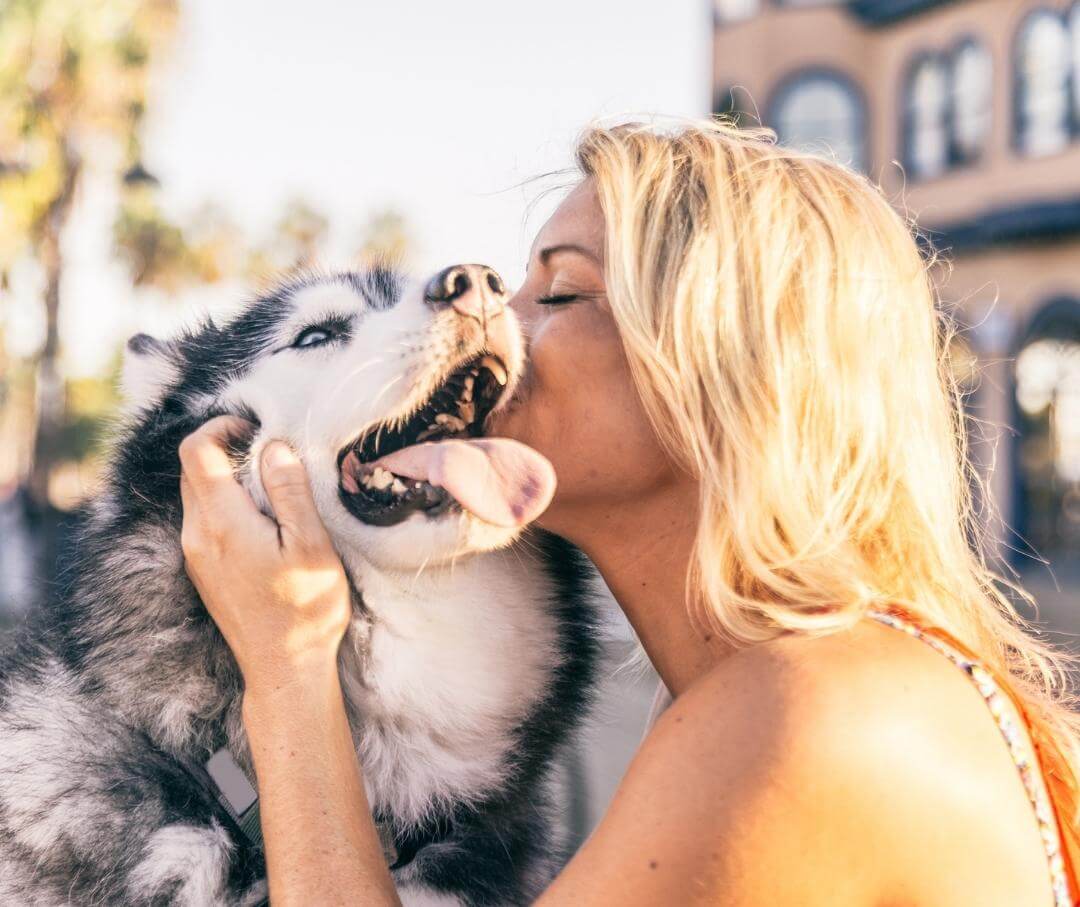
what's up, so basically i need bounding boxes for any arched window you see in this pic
[904,54,950,179]
[1014,298,1080,555]
[1015,10,1072,156]
[769,71,867,171]
[951,40,993,162]
[714,0,758,25]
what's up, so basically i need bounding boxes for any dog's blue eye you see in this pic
[293,327,334,349]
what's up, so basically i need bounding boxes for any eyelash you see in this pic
[291,319,349,350]
[535,294,580,307]
[292,327,334,349]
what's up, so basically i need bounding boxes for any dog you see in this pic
[0,265,597,906]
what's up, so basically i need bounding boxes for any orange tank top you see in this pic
[868,607,1080,906]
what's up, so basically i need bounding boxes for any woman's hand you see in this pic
[180,416,401,905]
[179,415,351,695]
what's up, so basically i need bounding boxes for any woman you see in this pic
[179,120,1080,904]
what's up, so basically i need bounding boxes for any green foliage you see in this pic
[113,191,248,290]
[113,189,190,287]
[57,371,120,461]
[0,0,177,504]
[0,0,179,276]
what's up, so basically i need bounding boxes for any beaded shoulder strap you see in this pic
[867,608,1079,906]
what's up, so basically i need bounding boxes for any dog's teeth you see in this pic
[435,413,466,432]
[391,478,407,495]
[478,355,507,386]
[370,467,394,490]
[458,402,475,423]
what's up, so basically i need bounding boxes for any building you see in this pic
[712,0,1080,616]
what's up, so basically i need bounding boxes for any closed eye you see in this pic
[535,293,580,307]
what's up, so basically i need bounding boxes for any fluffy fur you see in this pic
[0,269,597,905]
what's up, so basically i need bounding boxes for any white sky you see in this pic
[10,0,710,376]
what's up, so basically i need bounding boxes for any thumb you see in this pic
[260,442,330,550]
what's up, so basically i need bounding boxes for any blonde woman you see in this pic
[179,120,1080,905]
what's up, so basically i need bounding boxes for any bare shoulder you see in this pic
[544,620,1055,906]
[621,619,1055,905]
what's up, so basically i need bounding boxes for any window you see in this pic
[1014,299,1080,554]
[769,71,867,170]
[714,0,758,25]
[904,55,951,179]
[1015,10,1072,156]
[951,40,993,162]
[902,40,991,179]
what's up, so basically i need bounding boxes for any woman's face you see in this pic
[491,180,678,535]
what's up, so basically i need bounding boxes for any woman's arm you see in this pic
[179,417,399,907]
[242,673,399,907]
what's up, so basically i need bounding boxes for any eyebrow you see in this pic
[537,243,601,266]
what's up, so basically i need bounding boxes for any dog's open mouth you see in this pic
[337,355,509,526]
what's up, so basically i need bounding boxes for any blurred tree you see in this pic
[115,189,345,299]
[246,197,330,285]
[356,207,411,267]
[114,192,245,291]
[0,0,178,507]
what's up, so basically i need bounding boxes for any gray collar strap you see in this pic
[204,748,412,867]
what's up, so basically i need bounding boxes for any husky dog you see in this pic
[0,265,596,906]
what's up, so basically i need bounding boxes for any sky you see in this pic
[9,0,711,376]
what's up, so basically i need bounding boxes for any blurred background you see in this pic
[0,0,1076,845]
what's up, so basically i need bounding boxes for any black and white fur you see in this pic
[0,269,597,906]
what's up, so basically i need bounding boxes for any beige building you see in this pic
[712,0,1080,587]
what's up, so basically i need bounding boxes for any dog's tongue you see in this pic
[373,438,555,528]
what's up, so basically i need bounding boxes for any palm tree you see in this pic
[0,0,178,507]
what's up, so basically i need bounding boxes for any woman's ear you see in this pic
[120,332,180,414]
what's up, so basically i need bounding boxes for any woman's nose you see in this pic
[424,264,506,323]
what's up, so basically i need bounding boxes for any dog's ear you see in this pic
[121,332,180,413]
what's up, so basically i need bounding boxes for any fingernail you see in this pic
[263,442,297,470]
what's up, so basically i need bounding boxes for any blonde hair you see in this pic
[575,118,1080,820]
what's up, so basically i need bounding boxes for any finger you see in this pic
[179,470,195,525]
[178,415,258,512]
[260,442,332,550]
[179,473,203,582]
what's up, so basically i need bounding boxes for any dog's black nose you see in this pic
[424,264,506,322]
